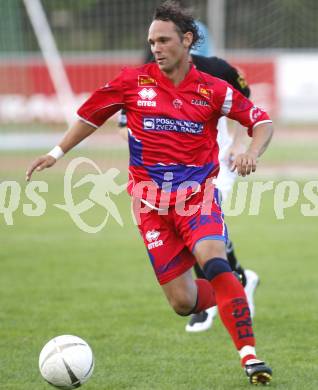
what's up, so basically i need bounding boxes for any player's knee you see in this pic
[168,293,196,316]
[194,239,226,265]
[202,257,231,281]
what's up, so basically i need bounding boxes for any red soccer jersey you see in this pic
[77,62,271,207]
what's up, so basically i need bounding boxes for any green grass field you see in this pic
[0,146,318,389]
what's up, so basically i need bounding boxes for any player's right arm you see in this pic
[26,69,126,181]
[26,120,96,181]
[214,80,273,176]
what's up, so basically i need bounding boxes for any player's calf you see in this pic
[167,293,197,316]
[163,274,217,316]
[201,258,258,358]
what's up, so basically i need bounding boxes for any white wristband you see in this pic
[47,146,64,160]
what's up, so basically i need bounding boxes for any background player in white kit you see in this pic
[188,25,260,333]
[189,114,260,332]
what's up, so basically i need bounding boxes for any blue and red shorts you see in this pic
[133,188,228,285]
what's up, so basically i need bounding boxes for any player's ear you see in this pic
[183,32,193,50]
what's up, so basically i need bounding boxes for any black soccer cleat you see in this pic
[245,360,272,385]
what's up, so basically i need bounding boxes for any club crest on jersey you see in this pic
[137,88,157,107]
[198,84,212,100]
[172,98,183,109]
[138,75,157,87]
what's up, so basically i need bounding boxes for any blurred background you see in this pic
[1,0,318,126]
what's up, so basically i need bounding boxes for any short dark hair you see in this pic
[153,0,202,50]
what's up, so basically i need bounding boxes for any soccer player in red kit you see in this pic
[26,1,273,385]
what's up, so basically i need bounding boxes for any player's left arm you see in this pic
[230,122,273,176]
[218,84,274,176]
[223,122,247,166]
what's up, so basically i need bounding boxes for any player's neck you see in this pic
[163,58,191,86]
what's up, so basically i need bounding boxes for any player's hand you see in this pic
[224,142,246,167]
[26,155,56,181]
[230,151,258,177]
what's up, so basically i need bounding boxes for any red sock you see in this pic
[193,278,217,313]
[211,272,255,350]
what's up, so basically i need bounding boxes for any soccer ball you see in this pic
[39,335,94,389]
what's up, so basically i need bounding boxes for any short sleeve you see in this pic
[218,83,272,137]
[77,70,125,128]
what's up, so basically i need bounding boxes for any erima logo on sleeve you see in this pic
[143,117,203,134]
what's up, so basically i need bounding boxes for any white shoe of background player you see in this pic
[185,306,218,333]
[244,269,260,318]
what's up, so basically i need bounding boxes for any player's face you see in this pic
[148,20,192,74]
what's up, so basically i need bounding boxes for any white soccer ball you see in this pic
[39,335,94,389]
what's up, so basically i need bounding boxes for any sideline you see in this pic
[0,132,127,150]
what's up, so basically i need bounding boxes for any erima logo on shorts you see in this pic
[146,230,163,250]
[143,117,203,134]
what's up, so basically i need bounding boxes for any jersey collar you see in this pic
[150,62,199,90]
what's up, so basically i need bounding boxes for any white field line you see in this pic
[0,132,127,150]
